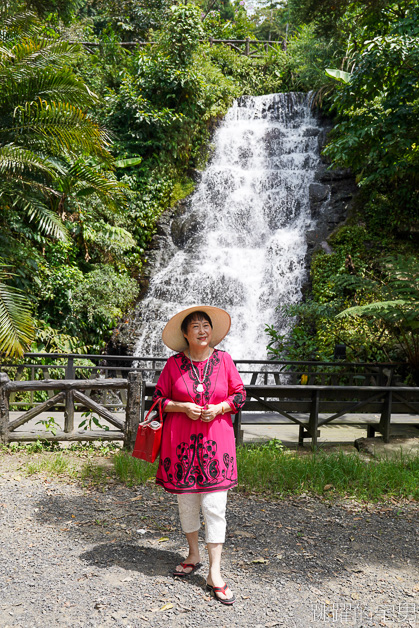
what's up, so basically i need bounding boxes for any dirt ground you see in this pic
[0,451,418,628]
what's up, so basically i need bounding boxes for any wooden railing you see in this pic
[0,372,142,448]
[69,38,284,56]
[1,369,418,448]
[141,382,419,447]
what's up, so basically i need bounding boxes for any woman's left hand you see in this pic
[200,404,222,422]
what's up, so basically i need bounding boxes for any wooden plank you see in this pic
[244,393,306,426]
[318,392,386,426]
[392,391,419,414]
[72,390,124,430]
[5,378,128,393]
[8,392,66,431]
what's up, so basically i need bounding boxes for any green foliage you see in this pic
[325,67,351,83]
[267,220,419,381]
[78,411,110,431]
[0,264,34,356]
[337,255,419,382]
[279,23,344,92]
[252,0,288,41]
[0,3,143,354]
[36,262,138,350]
[161,3,204,65]
[26,0,84,24]
[325,1,419,231]
[87,0,170,41]
[35,415,60,435]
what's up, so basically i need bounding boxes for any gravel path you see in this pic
[0,464,418,628]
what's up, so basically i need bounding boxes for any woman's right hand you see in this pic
[182,402,203,421]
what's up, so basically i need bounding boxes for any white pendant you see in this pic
[196,383,204,393]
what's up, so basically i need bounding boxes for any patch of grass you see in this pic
[3,440,61,454]
[237,441,419,501]
[1,441,121,457]
[113,451,158,486]
[25,453,78,478]
[3,439,418,503]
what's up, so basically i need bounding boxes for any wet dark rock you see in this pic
[171,212,200,248]
[309,182,330,204]
[306,130,358,259]
[303,126,320,137]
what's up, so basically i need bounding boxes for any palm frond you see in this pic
[337,300,419,325]
[0,268,34,357]
[0,68,97,111]
[84,222,136,252]
[0,45,15,60]
[1,37,83,69]
[12,192,69,241]
[4,99,111,161]
[67,160,127,202]
[0,143,57,176]
[0,6,39,43]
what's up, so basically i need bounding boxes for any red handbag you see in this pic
[132,398,163,463]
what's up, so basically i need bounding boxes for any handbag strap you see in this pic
[140,397,163,427]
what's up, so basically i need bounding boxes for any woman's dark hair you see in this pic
[181,311,213,339]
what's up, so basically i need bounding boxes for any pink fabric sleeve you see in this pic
[152,359,172,412]
[224,353,246,414]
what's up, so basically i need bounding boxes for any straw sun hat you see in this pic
[162,305,231,353]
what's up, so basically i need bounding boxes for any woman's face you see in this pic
[183,316,213,352]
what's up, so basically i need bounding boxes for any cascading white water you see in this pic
[134,93,324,360]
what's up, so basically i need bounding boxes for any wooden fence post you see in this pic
[378,390,392,443]
[64,390,74,433]
[245,37,250,56]
[124,371,142,449]
[0,373,10,444]
[299,389,320,448]
[65,356,75,379]
[234,409,243,446]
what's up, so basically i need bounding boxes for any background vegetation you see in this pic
[0,0,418,383]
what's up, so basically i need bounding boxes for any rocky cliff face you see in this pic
[305,122,358,259]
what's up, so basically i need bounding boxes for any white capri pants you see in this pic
[177,490,228,544]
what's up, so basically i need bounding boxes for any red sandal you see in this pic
[206,583,236,605]
[172,561,202,577]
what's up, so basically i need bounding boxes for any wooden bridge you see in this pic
[0,353,418,448]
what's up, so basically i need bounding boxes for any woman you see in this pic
[152,305,246,605]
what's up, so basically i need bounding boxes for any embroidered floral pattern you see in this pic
[159,433,236,491]
[231,392,245,411]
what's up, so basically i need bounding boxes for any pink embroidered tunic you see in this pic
[153,350,246,494]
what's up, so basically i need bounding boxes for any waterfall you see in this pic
[133,93,324,360]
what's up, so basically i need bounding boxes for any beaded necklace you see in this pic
[188,348,211,393]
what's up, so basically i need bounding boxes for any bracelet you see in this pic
[221,403,225,415]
